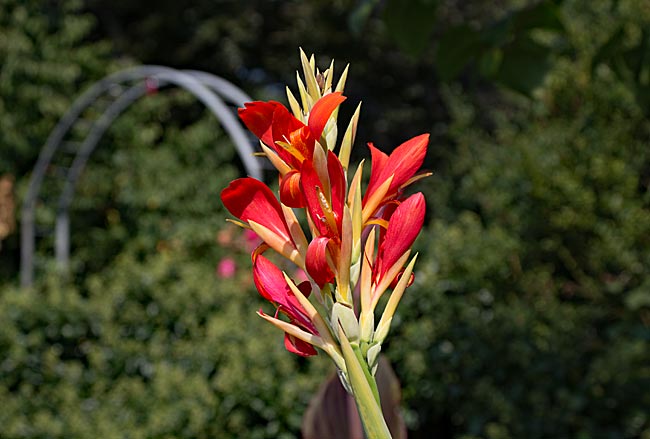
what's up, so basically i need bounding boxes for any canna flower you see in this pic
[220,51,430,439]
[369,192,426,307]
[358,193,426,343]
[362,134,430,224]
[301,150,347,287]
[239,93,346,207]
[253,251,345,364]
[253,253,319,356]
[221,177,308,267]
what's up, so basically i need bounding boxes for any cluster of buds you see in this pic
[221,50,429,436]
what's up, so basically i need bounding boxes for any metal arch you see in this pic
[53,70,259,265]
[184,70,255,106]
[54,82,150,267]
[21,66,262,287]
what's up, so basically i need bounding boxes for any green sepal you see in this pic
[367,343,382,376]
[332,302,360,343]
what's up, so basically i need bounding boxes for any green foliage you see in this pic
[390,29,650,438]
[0,86,331,437]
[84,0,448,154]
[383,0,438,57]
[0,0,113,176]
[67,91,243,274]
[0,258,329,438]
[0,0,116,278]
[588,0,650,110]
[435,0,565,94]
[0,4,331,434]
[2,0,650,438]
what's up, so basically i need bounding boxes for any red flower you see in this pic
[221,177,304,266]
[300,150,347,287]
[239,93,346,207]
[221,54,430,373]
[362,134,429,223]
[371,192,426,304]
[238,101,305,170]
[253,253,319,356]
[300,150,346,238]
[305,236,335,288]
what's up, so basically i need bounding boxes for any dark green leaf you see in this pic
[479,48,503,77]
[348,0,382,37]
[436,25,482,81]
[383,0,438,57]
[495,37,553,95]
[513,0,565,32]
[591,26,625,74]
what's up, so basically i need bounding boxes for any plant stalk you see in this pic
[338,327,392,439]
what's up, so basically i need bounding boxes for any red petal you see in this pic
[272,105,305,139]
[279,170,305,208]
[253,255,316,332]
[327,151,346,232]
[363,134,429,206]
[300,153,346,238]
[306,236,335,288]
[239,101,306,168]
[252,253,288,303]
[384,134,429,193]
[308,92,346,140]
[284,333,318,357]
[300,160,330,237]
[274,111,310,168]
[363,143,389,205]
[221,178,293,246]
[238,101,283,147]
[376,193,425,278]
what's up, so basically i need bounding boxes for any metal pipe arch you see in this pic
[21,66,261,287]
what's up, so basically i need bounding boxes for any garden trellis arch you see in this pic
[21,66,263,287]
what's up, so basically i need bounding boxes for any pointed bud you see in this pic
[286,86,304,121]
[366,344,382,375]
[339,102,361,170]
[300,48,321,102]
[374,254,418,345]
[332,302,360,343]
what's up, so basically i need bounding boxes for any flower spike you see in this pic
[221,51,430,439]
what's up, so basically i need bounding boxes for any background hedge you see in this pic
[1,0,649,437]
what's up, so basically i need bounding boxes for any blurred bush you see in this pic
[0,3,329,437]
[0,258,329,439]
[0,0,114,176]
[0,0,118,278]
[392,28,650,439]
[1,0,650,438]
[0,90,330,437]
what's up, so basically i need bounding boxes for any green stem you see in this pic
[353,345,381,405]
[338,327,392,439]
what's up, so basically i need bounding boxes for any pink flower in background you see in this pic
[243,228,261,252]
[216,257,237,278]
